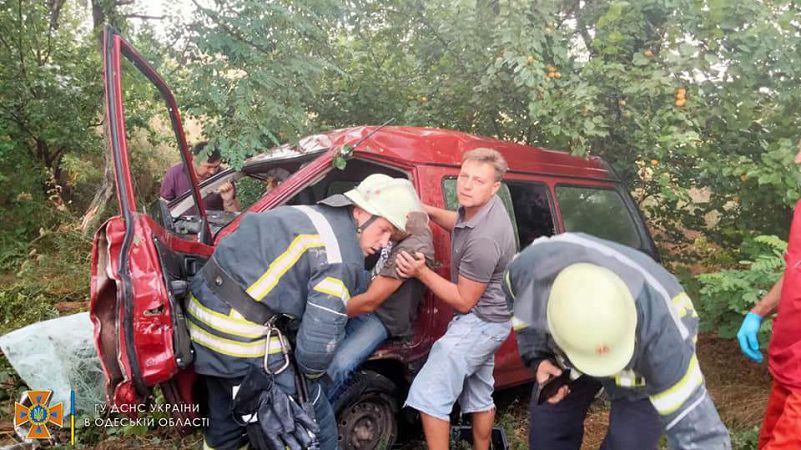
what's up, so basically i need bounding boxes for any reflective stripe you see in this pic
[203,439,248,450]
[293,205,342,264]
[672,292,698,319]
[504,271,516,300]
[313,277,350,306]
[307,300,347,317]
[246,234,324,300]
[649,354,703,415]
[541,234,689,339]
[614,370,646,387]
[188,321,284,358]
[666,391,706,430]
[512,316,528,331]
[186,295,267,339]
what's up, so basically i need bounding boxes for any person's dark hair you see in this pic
[191,141,221,163]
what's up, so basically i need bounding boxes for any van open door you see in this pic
[89,26,212,417]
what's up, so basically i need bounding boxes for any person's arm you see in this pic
[295,264,352,378]
[347,275,404,317]
[219,181,240,212]
[736,274,782,363]
[751,275,782,317]
[424,204,457,232]
[395,251,487,313]
[160,167,176,201]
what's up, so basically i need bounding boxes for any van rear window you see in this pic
[555,185,643,250]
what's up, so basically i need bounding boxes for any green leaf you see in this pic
[332,155,347,170]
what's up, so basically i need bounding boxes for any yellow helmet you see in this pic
[547,263,637,377]
[345,174,423,232]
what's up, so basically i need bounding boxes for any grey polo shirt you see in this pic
[451,195,516,322]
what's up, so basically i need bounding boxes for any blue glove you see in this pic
[736,312,764,363]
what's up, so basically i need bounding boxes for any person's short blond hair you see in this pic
[462,148,508,181]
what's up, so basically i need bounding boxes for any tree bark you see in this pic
[80,0,116,233]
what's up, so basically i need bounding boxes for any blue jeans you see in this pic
[324,313,389,403]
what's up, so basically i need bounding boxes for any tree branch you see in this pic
[48,0,66,30]
[191,0,276,56]
[124,14,165,21]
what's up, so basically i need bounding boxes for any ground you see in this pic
[403,334,770,450]
[0,334,770,449]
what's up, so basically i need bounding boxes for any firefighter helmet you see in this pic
[547,263,637,377]
[345,174,423,232]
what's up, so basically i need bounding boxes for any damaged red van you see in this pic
[90,26,658,449]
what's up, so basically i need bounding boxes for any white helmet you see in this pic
[344,174,423,232]
[547,263,637,377]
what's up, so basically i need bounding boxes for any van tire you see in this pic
[333,370,399,450]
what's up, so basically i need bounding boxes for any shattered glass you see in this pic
[0,312,104,417]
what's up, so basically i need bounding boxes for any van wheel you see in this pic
[334,370,398,450]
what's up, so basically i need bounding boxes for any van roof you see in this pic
[314,126,617,181]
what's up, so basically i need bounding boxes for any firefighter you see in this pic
[187,174,423,450]
[506,233,731,450]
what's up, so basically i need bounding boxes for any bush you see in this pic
[0,216,91,334]
[696,235,785,341]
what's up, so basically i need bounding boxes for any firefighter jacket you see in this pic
[187,198,368,379]
[505,233,731,450]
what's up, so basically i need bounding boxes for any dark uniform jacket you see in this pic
[188,199,368,379]
[505,233,731,449]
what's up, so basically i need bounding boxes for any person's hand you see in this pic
[536,360,570,404]
[395,251,427,278]
[218,181,235,202]
[737,312,764,363]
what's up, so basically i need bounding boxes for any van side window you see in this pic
[555,185,643,250]
[507,182,555,247]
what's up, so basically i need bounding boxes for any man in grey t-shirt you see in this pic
[396,148,516,450]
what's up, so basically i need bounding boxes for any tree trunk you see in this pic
[80,0,116,234]
[80,162,115,232]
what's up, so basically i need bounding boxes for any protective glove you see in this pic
[258,386,319,450]
[736,312,764,363]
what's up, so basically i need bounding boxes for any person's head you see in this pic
[547,263,637,377]
[192,141,222,180]
[344,174,424,256]
[264,168,291,193]
[457,148,508,210]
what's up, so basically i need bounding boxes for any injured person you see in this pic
[324,210,435,403]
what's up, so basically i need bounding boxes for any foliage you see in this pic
[161,0,801,256]
[0,1,105,212]
[697,235,786,340]
[0,223,91,335]
[730,427,760,450]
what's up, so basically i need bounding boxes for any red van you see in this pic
[90,27,658,448]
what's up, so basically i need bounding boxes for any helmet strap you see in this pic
[356,214,380,234]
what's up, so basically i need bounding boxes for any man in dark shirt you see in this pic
[324,211,435,402]
[160,141,239,212]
